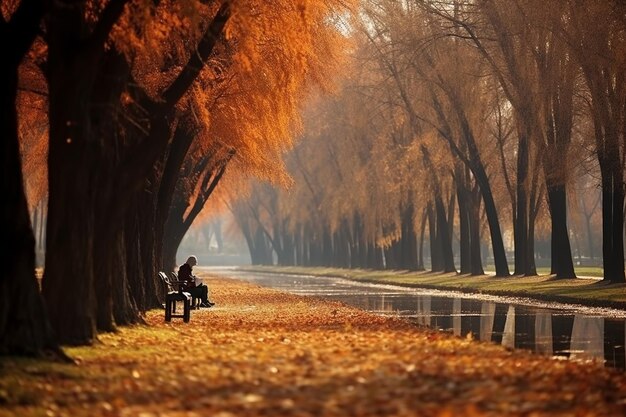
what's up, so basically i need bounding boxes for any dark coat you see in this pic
[177,263,195,290]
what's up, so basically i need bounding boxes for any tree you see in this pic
[564,0,626,283]
[0,0,63,357]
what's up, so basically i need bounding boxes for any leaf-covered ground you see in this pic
[2,275,626,416]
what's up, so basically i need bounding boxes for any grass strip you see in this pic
[237,266,626,310]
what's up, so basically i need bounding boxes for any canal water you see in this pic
[207,268,626,371]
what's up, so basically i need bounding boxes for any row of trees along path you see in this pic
[1,0,352,356]
[232,0,626,286]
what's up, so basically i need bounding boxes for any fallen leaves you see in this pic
[1,275,626,416]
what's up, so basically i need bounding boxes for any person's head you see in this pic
[186,255,198,266]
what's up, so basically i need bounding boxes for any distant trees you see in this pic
[232,0,624,284]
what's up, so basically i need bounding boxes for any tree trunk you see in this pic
[513,131,530,276]
[427,203,442,272]
[156,124,194,270]
[0,61,60,356]
[461,155,509,276]
[133,191,161,310]
[547,184,576,278]
[469,185,484,275]
[124,203,153,308]
[456,168,471,274]
[436,196,456,273]
[43,63,99,345]
[400,203,418,270]
[417,208,427,271]
[111,230,140,325]
[295,225,304,266]
[584,213,595,261]
[600,163,626,283]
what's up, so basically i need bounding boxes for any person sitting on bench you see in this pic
[178,255,214,308]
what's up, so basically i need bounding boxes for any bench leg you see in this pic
[165,299,172,322]
[183,300,191,322]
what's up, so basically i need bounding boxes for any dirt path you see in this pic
[2,275,626,416]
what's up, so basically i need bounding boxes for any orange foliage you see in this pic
[16,0,354,225]
[17,58,48,211]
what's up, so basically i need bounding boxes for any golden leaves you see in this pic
[2,275,626,416]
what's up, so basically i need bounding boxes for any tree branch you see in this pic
[162,1,230,108]
[6,0,44,63]
[89,0,131,50]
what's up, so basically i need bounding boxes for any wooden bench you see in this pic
[158,271,191,322]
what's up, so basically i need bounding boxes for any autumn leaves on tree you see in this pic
[2,0,350,354]
[233,1,626,285]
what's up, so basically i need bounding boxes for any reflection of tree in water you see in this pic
[235,272,626,371]
[534,311,553,355]
[571,316,604,362]
[604,319,625,370]
[416,296,431,327]
[480,302,496,343]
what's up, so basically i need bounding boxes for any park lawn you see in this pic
[1,275,626,416]
[534,266,605,278]
[238,266,626,309]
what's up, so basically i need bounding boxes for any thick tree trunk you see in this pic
[547,184,576,278]
[464,158,509,276]
[155,124,193,270]
[253,227,273,265]
[42,0,133,347]
[469,187,484,275]
[385,241,400,270]
[368,241,384,269]
[94,224,115,332]
[163,205,185,273]
[526,212,538,276]
[279,226,295,266]
[124,204,153,306]
[513,132,530,276]
[417,209,427,271]
[43,67,99,345]
[0,66,60,356]
[134,191,161,310]
[600,162,626,283]
[584,214,595,261]
[111,231,140,325]
[456,169,471,274]
[427,203,442,272]
[400,203,418,270]
[436,196,456,273]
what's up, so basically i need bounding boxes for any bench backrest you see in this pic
[158,271,176,293]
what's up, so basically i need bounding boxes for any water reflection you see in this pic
[347,293,624,369]
[217,269,626,371]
